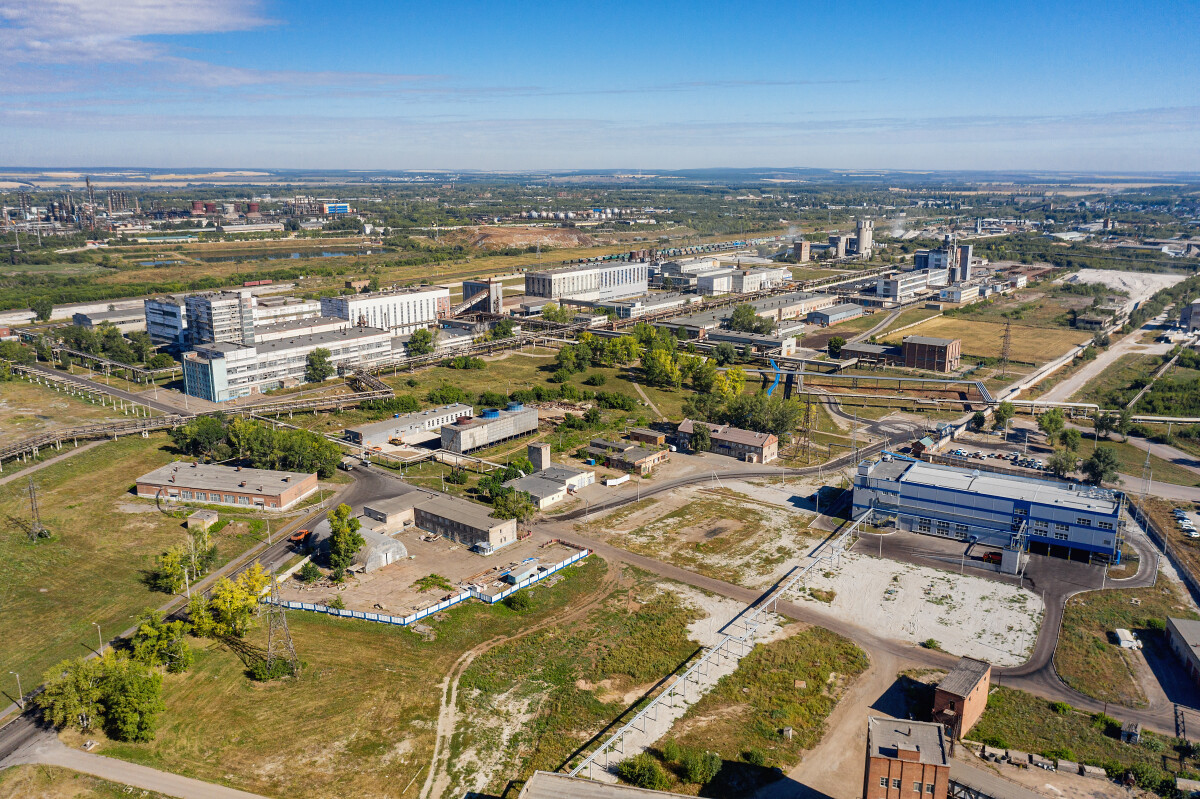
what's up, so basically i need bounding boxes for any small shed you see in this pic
[1114,629,1141,649]
[503,560,541,585]
[353,528,409,573]
[628,428,666,446]
[187,509,219,530]
[1121,720,1142,744]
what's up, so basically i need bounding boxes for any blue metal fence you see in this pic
[265,549,591,626]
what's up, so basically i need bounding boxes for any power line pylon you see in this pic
[265,577,300,677]
[999,321,1013,377]
[27,477,48,541]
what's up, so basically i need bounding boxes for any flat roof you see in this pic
[76,308,145,321]
[253,316,346,336]
[874,459,1120,514]
[443,405,534,431]
[628,427,664,438]
[867,717,948,767]
[347,404,473,436]
[1170,617,1200,651]
[938,657,991,698]
[365,482,507,531]
[251,324,392,354]
[504,475,568,500]
[538,465,591,482]
[138,462,313,493]
[519,772,691,799]
[843,342,891,355]
[814,302,863,315]
[903,335,957,346]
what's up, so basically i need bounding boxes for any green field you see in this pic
[0,435,264,691]
[971,686,1194,789]
[1054,575,1198,707]
[1070,352,1162,407]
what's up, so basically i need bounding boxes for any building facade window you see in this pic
[1077,518,1092,527]
[1055,523,1069,532]
[1054,531,1069,541]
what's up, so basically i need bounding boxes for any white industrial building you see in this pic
[525,261,648,302]
[344,404,474,449]
[182,325,394,402]
[440,403,539,453]
[320,285,451,335]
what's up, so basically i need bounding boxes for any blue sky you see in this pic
[1,0,1197,171]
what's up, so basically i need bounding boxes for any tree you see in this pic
[491,488,536,522]
[690,422,712,453]
[993,401,1015,433]
[490,318,515,340]
[827,336,846,358]
[99,655,165,743]
[1082,446,1121,485]
[713,342,738,366]
[31,297,53,321]
[327,503,364,579]
[1059,427,1083,452]
[729,304,773,334]
[1116,407,1133,441]
[971,411,987,431]
[38,657,105,732]
[541,303,572,323]
[406,328,434,356]
[1048,449,1077,477]
[692,359,718,394]
[130,611,193,673]
[304,347,334,383]
[1094,412,1115,439]
[643,349,682,389]
[1037,408,1065,441]
[0,340,34,364]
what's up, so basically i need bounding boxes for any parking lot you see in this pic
[1172,506,1200,540]
[944,444,1048,474]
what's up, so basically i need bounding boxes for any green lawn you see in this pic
[971,686,1195,793]
[1077,436,1200,488]
[1070,352,1162,407]
[0,435,261,693]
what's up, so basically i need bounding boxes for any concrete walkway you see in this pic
[1038,328,1170,403]
[0,440,102,487]
[5,732,270,799]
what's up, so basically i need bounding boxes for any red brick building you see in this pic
[136,462,318,510]
[901,336,961,373]
[932,657,992,740]
[863,717,949,799]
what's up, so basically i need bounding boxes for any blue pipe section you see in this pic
[767,359,780,396]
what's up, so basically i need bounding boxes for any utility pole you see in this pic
[9,672,22,709]
[93,622,103,656]
[265,576,300,677]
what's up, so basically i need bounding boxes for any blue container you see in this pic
[481,408,500,419]
[506,402,524,411]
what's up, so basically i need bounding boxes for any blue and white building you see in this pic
[853,457,1125,563]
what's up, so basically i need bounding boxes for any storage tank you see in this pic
[247,202,260,213]
[481,408,501,419]
[505,402,523,412]
[204,202,216,214]
[191,201,204,212]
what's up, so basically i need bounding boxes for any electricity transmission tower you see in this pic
[265,577,300,677]
[27,477,48,541]
[999,321,1013,377]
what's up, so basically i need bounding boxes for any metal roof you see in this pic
[504,475,568,501]
[903,335,957,346]
[889,459,1120,513]
[137,461,313,493]
[347,404,473,437]
[937,657,991,698]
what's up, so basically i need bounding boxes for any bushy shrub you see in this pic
[617,754,670,791]
[680,749,721,784]
[742,748,767,767]
[1049,700,1072,715]
[297,562,322,583]
[583,373,607,386]
[504,592,534,611]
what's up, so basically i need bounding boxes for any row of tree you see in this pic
[168,416,343,478]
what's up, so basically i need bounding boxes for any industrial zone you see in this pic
[3,170,1200,799]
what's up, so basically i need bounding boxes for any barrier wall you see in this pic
[264,549,592,626]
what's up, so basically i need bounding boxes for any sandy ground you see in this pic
[957,747,1148,798]
[1057,269,1185,306]
[792,547,1043,666]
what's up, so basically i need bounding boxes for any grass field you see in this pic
[1070,353,1162,407]
[971,686,1194,786]
[0,435,263,690]
[662,627,867,789]
[1054,575,1198,706]
[0,766,171,799]
[1076,436,1200,487]
[884,317,1089,364]
[944,288,1093,329]
[0,377,127,439]
[875,307,943,337]
[93,558,657,799]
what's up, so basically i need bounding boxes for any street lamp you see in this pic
[93,622,103,655]
[9,672,22,709]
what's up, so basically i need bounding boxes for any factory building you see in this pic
[252,295,322,325]
[876,271,931,301]
[344,404,474,449]
[504,464,595,510]
[72,307,145,333]
[676,419,778,463]
[696,269,735,295]
[939,285,980,304]
[1166,618,1200,688]
[460,279,505,314]
[363,482,518,553]
[186,290,256,346]
[144,294,190,347]
[584,438,669,475]
[600,292,702,319]
[792,240,811,262]
[853,457,1125,563]
[136,461,318,510]
[901,335,960,372]
[730,266,792,293]
[863,717,949,799]
[932,657,991,740]
[807,303,864,326]
[320,285,450,336]
[251,316,349,343]
[525,261,649,303]
[1181,299,1200,332]
[440,403,539,454]
[182,325,394,401]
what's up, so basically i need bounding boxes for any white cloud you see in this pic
[0,0,272,62]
